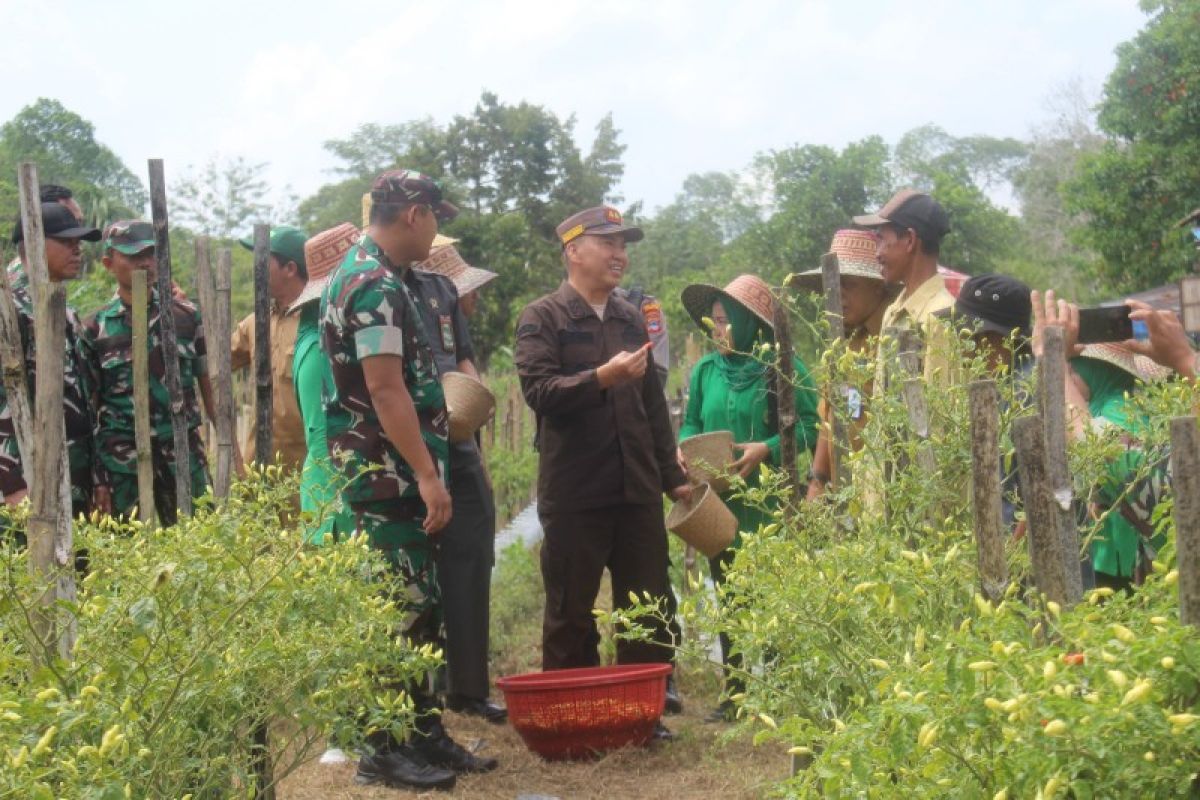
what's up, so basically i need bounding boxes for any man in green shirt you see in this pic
[84,220,215,526]
[320,170,495,790]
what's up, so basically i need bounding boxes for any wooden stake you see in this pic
[1170,416,1200,626]
[148,159,193,517]
[132,270,156,525]
[252,224,273,465]
[194,237,214,452]
[214,249,235,497]
[820,252,851,489]
[0,264,32,494]
[1012,415,1069,606]
[901,378,937,476]
[1038,326,1083,603]
[772,288,800,500]
[969,381,1008,602]
[19,162,76,661]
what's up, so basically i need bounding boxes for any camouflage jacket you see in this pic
[84,290,208,476]
[0,265,98,507]
[319,233,448,510]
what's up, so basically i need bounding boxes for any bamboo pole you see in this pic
[772,289,800,500]
[0,263,31,494]
[252,224,273,465]
[194,238,214,452]
[1170,416,1200,626]
[1038,326,1083,604]
[132,270,156,525]
[1012,415,1069,607]
[820,252,850,488]
[19,162,76,660]
[148,159,193,517]
[214,249,235,498]
[969,381,1008,602]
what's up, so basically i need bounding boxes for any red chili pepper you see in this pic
[1063,652,1085,667]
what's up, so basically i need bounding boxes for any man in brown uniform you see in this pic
[515,207,691,708]
[232,225,309,470]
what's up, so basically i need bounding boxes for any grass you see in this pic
[277,541,789,799]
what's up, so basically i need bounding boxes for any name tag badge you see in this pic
[439,314,455,352]
[844,386,863,420]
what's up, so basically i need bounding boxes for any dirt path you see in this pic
[278,687,788,800]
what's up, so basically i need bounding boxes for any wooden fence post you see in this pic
[772,287,800,501]
[194,237,214,453]
[213,249,235,498]
[148,159,193,517]
[1012,415,1069,606]
[1038,326,1083,604]
[19,162,76,661]
[132,270,156,525]
[901,378,937,476]
[1170,416,1200,626]
[820,252,851,489]
[969,381,1008,602]
[252,224,273,466]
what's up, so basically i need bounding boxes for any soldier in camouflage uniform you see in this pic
[1,202,105,516]
[321,170,494,790]
[84,221,216,526]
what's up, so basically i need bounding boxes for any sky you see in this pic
[1,0,1149,215]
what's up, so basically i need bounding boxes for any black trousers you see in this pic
[435,445,496,700]
[539,502,679,670]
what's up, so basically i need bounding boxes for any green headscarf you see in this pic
[714,298,772,391]
[1070,356,1138,432]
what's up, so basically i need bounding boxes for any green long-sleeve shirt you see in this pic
[293,303,354,544]
[679,351,819,542]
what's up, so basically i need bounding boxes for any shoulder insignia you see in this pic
[516,323,541,338]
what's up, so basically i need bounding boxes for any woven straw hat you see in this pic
[289,223,359,312]
[415,244,498,297]
[443,371,496,443]
[666,483,737,558]
[682,274,776,333]
[1077,343,1172,383]
[679,431,735,493]
[786,229,888,292]
[360,192,460,250]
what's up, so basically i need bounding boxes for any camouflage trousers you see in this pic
[351,498,443,647]
[110,448,209,527]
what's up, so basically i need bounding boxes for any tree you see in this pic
[1066,0,1200,290]
[172,156,273,238]
[0,98,146,219]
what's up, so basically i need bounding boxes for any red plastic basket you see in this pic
[496,663,671,760]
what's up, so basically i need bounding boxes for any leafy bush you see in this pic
[608,327,1200,796]
[0,465,439,798]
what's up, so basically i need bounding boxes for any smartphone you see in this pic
[1077,305,1133,344]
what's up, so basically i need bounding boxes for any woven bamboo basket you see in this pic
[443,372,496,443]
[679,431,735,493]
[665,483,736,558]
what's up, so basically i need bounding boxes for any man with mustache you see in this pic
[84,220,216,525]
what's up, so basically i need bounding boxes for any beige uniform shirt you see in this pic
[879,273,956,385]
[231,305,306,470]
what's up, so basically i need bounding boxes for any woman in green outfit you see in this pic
[678,274,820,720]
[291,223,359,544]
[1065,344,1170,592]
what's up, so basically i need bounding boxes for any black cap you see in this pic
[11,202,101,245]
[954,273,1032,338]
[853,189,951,246]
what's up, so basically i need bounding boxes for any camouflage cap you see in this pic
[103,219,156,255]
[370,170,458,222]
[555,206,643,246]
[238,225,308,270]
[12,202,101,244]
